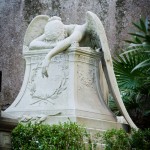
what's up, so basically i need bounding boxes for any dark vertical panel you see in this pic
[0,71,2,92]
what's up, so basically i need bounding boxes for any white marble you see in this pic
[3,11,137,130]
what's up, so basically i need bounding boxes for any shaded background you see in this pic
[0,0,150,109]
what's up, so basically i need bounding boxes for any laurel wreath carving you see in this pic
[28,62,68,105]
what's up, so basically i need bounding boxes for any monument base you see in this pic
[3,46,128,131]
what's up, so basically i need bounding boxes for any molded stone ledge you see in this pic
[0,117,18,132]
[0,116,18,150]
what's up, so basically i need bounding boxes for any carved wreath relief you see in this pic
[28,55,68,106]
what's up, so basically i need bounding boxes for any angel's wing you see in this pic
[86,11,138,129]
[23,15,50,52]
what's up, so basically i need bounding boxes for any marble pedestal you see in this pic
[3,46,125,131]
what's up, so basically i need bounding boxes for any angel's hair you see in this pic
[48,16,61,22]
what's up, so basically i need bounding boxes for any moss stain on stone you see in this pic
[115,0,126,49]
[51,0,61,16]
[23,0,47,24]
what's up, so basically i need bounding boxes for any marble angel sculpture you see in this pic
[27,11,138,129]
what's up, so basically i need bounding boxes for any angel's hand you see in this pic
[42,58,50,78]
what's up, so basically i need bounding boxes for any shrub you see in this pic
[102,128,150,150]
[11,121,88,150]
[12,122,150,149]
[102,129,131,150]
[131,128,150,150]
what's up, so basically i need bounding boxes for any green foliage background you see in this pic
[111,18,150,129]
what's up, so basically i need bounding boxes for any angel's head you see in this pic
[44,16,66,41]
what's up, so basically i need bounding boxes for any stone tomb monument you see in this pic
[3,11,137,130]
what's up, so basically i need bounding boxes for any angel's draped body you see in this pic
[29,16,86,52]
[29,13,101,77]
[29,17,86,75]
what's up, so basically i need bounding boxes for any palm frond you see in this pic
[113,49,149,91]
[132,59,150,72]
[112,17,150,128]
[128,32,145,38]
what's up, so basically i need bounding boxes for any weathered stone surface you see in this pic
[115,0,150,50]
[0,0,25,109]
[0,0,150,109]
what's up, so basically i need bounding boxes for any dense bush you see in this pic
[11,122,89,150]
[131,128,150,150]
[102,128,150,150]
[11,121,150,150]
[102,129,131,150]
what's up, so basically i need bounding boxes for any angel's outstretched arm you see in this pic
[42,24,86,77]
